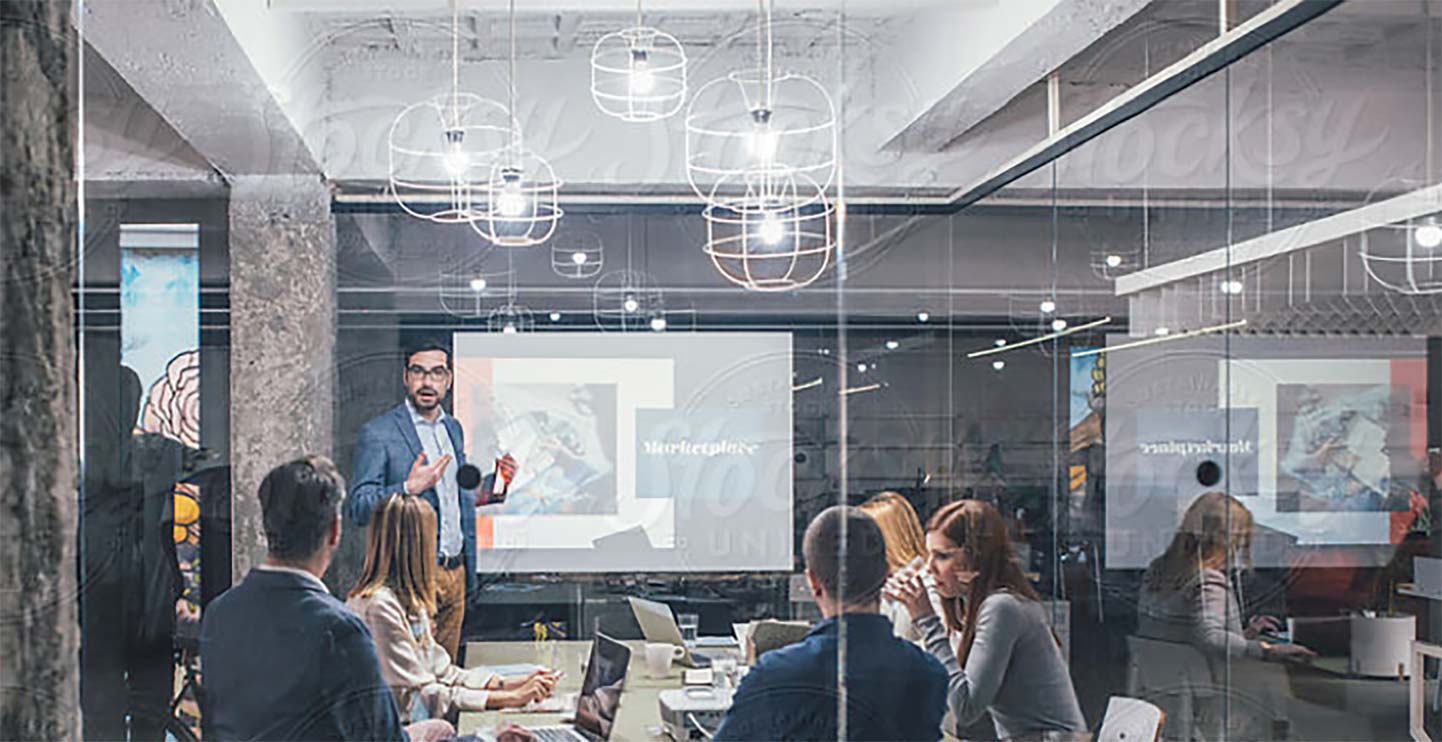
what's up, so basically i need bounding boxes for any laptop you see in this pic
[627,597,737,668]
[528,633,631,742]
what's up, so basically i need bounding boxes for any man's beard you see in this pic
[410,388,442,411]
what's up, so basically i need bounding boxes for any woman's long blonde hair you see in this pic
[858,491,927,574]
[1145,491,1254,592]
[927,499,1040,665]
[348,493,438,619]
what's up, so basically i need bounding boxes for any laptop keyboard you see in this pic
[532,727,585,742]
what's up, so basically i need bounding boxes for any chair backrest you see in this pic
[1097,696,1166,742]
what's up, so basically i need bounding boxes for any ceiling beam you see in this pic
[83,0,322,177]
[878,0,1150,154]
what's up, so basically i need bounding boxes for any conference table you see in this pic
[459,639,727,741]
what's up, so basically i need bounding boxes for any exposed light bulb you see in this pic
[1155,327,1171,336]
[1417,222,1442,249]
[994,339,1007,348]
[886,340,899,350]
[916,311,930,323]
[1040,300,1057,314]
[443,146,469,177]
[502,323,517,334]
[572,251,588,265]
[857,363,868,373]
[549,312,562,322]
[442,129,468,176]
[628,48,655,94]
[819,348,831,356]
[746,109,779,163]
[992,360,1006,372]
[1052,319,1068,332]
[497,186,527,218]
[1105,254,1123,268]
[468,277,487,292]
[1220,280,1244,295]
[623,296,639,313]
[758,213,785,245]
[650,316,667,332]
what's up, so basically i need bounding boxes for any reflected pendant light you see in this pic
[388,1,512,223]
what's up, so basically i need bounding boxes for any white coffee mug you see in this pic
[644,642,685,678]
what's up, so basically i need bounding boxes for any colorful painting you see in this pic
[121,232,202,619]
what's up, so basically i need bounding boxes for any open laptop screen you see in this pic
[574,633,630,741]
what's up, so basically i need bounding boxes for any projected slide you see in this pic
[1104,337,1429,569]
[452,332,793,573]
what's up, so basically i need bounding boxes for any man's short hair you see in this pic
[802,505,889,606]
[259,455,346,561]
[402,338,450,368]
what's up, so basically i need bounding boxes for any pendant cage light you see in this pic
[472,146,563,247]
[389,3,513,223]
[702,167,835,291]
[437,243,500,319]
[591,1,687,124]
[685,0,835,205]
[1089,245,1142,281]
[1361,218,1442,295]
[593,269,665,332]
[551,229,604,279]
[474,0,563,247]
[486,303,536,334]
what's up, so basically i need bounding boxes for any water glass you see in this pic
[678,613,700,643]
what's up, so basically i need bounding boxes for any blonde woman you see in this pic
[1138,491,1315,663]
[858,492,934,640]
[347,493,558,722]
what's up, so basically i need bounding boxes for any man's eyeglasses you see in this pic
[406,365,451,381]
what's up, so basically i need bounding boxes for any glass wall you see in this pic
[75,1,1440,740]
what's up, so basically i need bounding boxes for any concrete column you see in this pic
[228,175,335,583]
[0,1,82,739]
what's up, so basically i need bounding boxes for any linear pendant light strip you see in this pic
[965,316,1112,359]
[1071,319,1248,358]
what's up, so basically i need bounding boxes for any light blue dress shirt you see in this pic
[406,400,462,559]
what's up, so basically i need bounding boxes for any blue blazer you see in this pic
[714,613,949,742]
[200,569,408,741]
[347,403,490,593]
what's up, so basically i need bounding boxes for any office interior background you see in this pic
[5,0,1442,739]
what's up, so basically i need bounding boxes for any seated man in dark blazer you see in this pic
[713,506,949,742]
[200,455,453,742]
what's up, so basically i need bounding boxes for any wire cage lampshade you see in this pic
[686,70,835,205]
[388,92,514,223]
[591,26,687,122]
[593,269,665,332]
[551,229,604,279]
[471,145,563,247]
[702,166,835,291]
[486,303,536,334]
[1362,214,1442,295]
